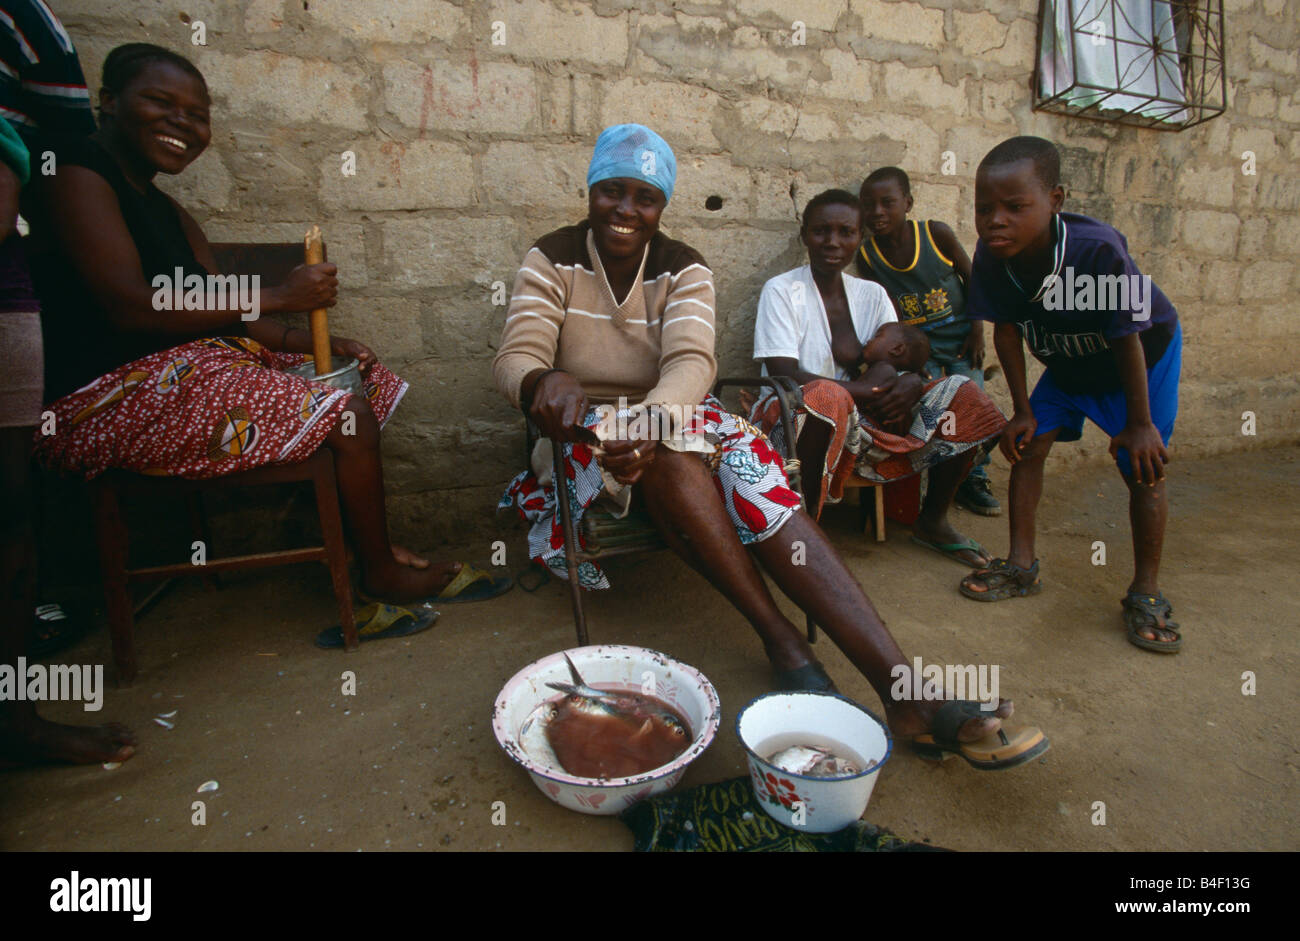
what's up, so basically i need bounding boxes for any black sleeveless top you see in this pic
[32,137,244,399]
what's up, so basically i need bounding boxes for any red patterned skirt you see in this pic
[35,336,408,479]
[754,376,1006,519]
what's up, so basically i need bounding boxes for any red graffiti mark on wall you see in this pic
[418,64,434,137]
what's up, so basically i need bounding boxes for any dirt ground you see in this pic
[2,446,1297,852]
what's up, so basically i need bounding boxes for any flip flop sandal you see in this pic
[315,602,439,649]
[911,534,990,567]
[959,558,1042,601]
[432,563,513,604]
[773,661,838,693]
[1122,591,1182,653]
[911,700,1050,771]
[358,563,514,606]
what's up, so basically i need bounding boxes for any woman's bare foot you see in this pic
[391,544,430,569]
[362,560,461,603]
[885,697,1013,743]
[0,714,138,769]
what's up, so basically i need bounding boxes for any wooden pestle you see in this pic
[303,225,332,376]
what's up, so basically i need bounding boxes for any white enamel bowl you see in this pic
[492,645,720,816]
[736,691,893,833]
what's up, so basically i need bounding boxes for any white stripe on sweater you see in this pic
[504,312,560,331]
[512,294,562,310]
[664,297,714,314]
[668,262,712,285]
[662,314,715,333]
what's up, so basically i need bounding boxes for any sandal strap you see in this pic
[438,563,490,599]
[1123,591,1172,616]
[969,558,1038,589]
[355,602,416,636]
[930,700,987,750]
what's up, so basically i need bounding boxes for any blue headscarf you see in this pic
[586,123,676,203]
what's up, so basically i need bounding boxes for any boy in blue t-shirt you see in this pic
[958,137,1183,654]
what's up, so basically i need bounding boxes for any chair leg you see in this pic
[552,439,589,647]
[873,485,886,542]
[313,455,356,650]
[92,482,137,687]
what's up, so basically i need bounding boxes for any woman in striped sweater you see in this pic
[494,125,1046,769]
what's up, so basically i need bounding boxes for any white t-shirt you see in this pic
[753,265,897,380]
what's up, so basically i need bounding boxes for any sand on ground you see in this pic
[2,447,1296,851]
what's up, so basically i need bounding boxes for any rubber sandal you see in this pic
[773,661,838,693]
[358,562,514,606]
[1122,591,1182,654]
[315,602,439,648]
[959,558,1042,601]
[910,700,1050,771]
[433,563,513,604]
[911,534,990,567]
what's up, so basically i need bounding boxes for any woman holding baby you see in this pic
[752,189,1007,567]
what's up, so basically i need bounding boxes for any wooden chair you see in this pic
[91,242,357,686]
[547,375,814,645]
[840,476,887,542]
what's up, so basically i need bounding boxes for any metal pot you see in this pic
[286,356,363,396]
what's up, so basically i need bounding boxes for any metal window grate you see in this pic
[1033,0,1226,130]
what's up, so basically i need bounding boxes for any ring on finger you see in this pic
[633,447,642,460]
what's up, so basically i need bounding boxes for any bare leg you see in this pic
[641,448,1007,742]
[0,427,137,768]
[1005,430,1057,571]
[1124,472,1175,643]
[961,429,1058,591]
[794,416,833,518]
[322,397,457,601]
[638,448,814,672]
[913,450,989,566]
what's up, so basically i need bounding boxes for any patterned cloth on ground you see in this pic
[35,335,407,479]
[620,776,948,852]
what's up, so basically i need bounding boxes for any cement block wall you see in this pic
[55,0,1300,543]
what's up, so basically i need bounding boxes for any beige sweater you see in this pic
[493,222,717,414]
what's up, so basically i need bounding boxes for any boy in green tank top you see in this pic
[856,167,1000,515]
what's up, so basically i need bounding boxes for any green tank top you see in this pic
[856,220,969,359]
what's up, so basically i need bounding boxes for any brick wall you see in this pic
[55,0,1300,541]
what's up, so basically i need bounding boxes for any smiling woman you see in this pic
[494,127,1048,769]
[24,43,498,623]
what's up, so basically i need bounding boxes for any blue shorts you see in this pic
[1029,325,1181,477]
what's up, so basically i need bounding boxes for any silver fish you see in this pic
[545,654,688,737]
[767,745,864,777]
